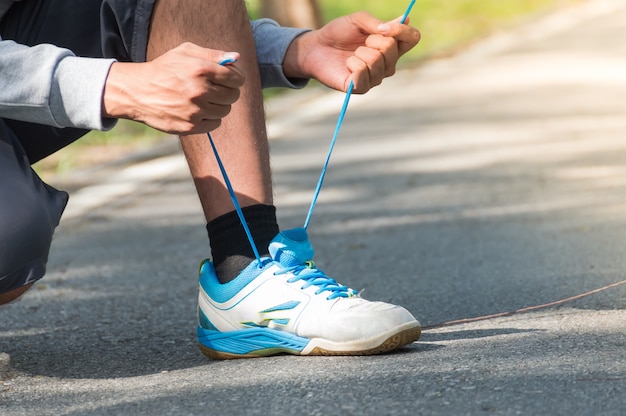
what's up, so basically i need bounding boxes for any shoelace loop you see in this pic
[274,263,357,300]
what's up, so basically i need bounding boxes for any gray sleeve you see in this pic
[0,19,307,130]
[0,38,117,130]
[251,18,311,89]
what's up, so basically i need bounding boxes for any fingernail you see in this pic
[377,23,390,33]
[219,52,239,65]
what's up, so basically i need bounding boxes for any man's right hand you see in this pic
[102,42,244,135]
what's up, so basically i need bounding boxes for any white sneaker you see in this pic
[197,228,421,359]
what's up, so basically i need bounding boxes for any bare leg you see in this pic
[147,0,273,222]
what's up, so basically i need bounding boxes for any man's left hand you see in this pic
[283,12,421,94]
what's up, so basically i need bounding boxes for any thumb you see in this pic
[376,16,421,56]
[173,42,240,64]
[218,52,240,65]
[349,11,385,36]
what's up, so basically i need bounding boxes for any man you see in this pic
[0,0,422,358]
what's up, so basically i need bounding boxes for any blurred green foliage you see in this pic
[248,0,580,60]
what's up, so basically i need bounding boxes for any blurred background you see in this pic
[33,0,581,178]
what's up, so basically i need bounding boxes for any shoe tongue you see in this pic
[268,228,315,267]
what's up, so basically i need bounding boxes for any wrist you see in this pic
[283,31,316,80]
[102,62,139,120]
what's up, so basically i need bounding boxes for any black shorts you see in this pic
[0,0,156,294]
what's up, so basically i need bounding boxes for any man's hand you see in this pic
[283,12,420,94]
[103,42,244,135]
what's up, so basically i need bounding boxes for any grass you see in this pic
[35,0,581,178]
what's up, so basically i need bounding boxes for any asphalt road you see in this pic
[2,0,625,414]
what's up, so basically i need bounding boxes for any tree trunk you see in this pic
[261,0,323,29]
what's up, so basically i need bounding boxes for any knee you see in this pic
[0,193,61,297]
[1,194,55,261]
[1,121,68,301]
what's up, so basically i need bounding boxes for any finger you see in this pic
[178,119,223,136]
[203,84,241,106]
[377,19,421,56]
[353,46,386,88]
[202,60,245,89]
[181,80,239,112]
[389,15,409,25]
[348,11,385,36]
[196,103,233,121]
[346,55,371,94]
[217,52,240,66]
[175,42,240,65]
[365,34,399,77]
[174,43,245,88]
[200,119,222,133]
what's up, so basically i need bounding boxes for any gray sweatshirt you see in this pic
[0,3,308,131]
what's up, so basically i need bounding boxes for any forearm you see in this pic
[282,30,316,80]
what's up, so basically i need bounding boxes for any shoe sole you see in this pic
[198,323,421,360]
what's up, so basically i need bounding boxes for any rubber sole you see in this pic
[198,325,422,360]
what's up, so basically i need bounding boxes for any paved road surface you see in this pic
[2,1,625,414]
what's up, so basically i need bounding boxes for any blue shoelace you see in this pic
[303,0,415,229]
[207,1,417,277]
[273,261,357,300]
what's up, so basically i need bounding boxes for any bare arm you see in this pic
[102,43,244,135]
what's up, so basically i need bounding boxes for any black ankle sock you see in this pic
[206,204,279,284]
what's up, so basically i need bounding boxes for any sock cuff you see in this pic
[206,204,279,266]
[206,204,277,236]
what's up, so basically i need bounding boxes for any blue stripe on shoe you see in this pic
[197,326,310,356]
[260,301,301,313]
[199,258,273,303]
